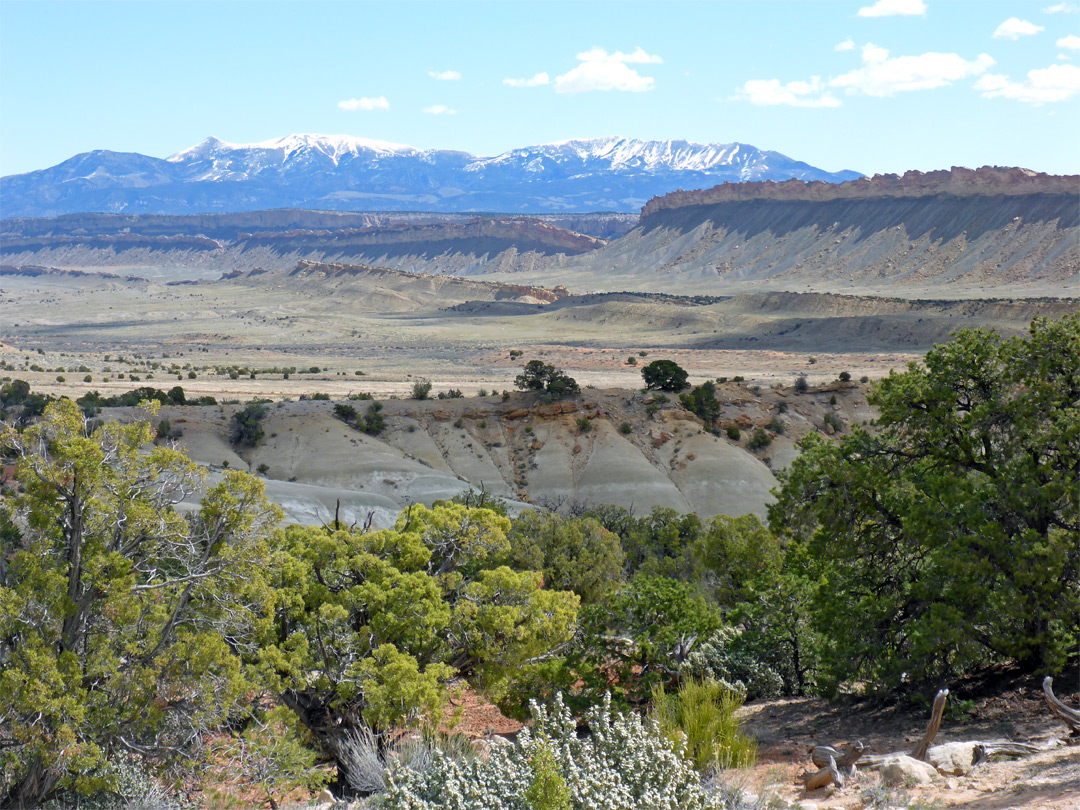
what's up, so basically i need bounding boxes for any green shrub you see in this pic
[726,426,741,441]
[334,403,358,423]
[619,422,632,435]
[748,428,772,449]
[516,361,579,400]
[641,360,689,392]
[768,417,784,435]
[231,402,267,446]
[525,743,572,810]
[838,371,851,382]
[411,379,433,400]
[650,678,756,772]
[362,403,385,435]
[794,376,808,393]
[576,417,592,434]
[680,382,720,428]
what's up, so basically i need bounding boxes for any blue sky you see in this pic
[1,0,1078,178]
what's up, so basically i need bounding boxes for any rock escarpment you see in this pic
[575,166,1078,297]
[642,166,1078,214]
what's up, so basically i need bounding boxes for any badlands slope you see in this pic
[114,383,869,528]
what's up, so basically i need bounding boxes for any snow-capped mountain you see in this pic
[1,135,861,217]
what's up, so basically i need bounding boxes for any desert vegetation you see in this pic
[0,316,1077,808]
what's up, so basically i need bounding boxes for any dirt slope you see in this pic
[118,384,870,527]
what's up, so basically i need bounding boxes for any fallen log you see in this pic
[804,754,844,790]
[971,741,1048,769]
[1042,676,1080,735]
[811,741,866,770]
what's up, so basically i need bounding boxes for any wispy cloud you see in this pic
[993,18,1046,39]
[503,72,551,88]
[554,47,663,93]
[733,42,995,107]
[1044,2,1077,13]
[831,43,994,96]
[337,96,390,111]
[835,38,856,52]
[421,105,456,115]
[504,48,662,94]
[1058,34,1080,49]
[428,70,461,81]
[857,0,927,18]
[976,63,1080,103]
[733,77,841,107]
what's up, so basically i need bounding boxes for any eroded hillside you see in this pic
[528,166,1078,298]
[123,382,871,528]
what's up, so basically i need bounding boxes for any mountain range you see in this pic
[0,134,862,217]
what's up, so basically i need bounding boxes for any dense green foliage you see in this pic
[641,360,689,391]
[0,400,281,806]
[514,361,581,399]
[261,504,580,793]
[506,511,625,604]
[334,400,385,435]
[76,386,216,415]
[771,315,1080,693]
[680,381,721,428]
[230,401,268,446]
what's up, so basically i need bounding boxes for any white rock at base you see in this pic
[878,754,939,786]
[929,741,979,776]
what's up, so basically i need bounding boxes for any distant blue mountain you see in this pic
[0,134,862,217]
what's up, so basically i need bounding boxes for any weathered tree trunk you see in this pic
[860,688,948,769]
[1,759,62,809]
[1042,676,1080,735]
[910,688,948,760]
[279,690,385,797]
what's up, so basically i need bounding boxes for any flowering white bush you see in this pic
[375,693,733,810]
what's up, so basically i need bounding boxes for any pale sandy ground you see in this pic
[731,685,1080,810]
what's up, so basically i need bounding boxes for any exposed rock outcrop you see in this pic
[642,166,1079,216]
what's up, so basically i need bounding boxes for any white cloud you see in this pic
[835,37,856,51]
[1058,34,1080,48]
[976,63,1080,103]
[503,72,551,88]
[733,76,842,107]
[830,42,995,96]
[574,46,663,64]
[337,96,390,111]
[421,105,456,115]
[1044,2,1077,13]
[857,0,927,18]
[553,47,663,93]
[993,18,1046,39]
[428,70,461,81]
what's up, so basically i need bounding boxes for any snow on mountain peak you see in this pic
[168,134,417,165]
